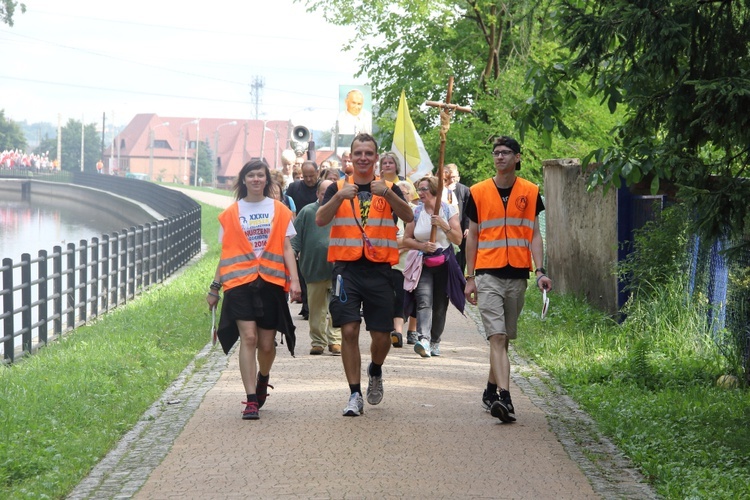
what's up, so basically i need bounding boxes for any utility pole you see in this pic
[249,76,265,120]
[213,121,236,188]
[242,121,248,163]
[101,112,105,162]
[80,115,85,172]
[110,110,115,175]
[274,124,280,167]
[56,113,61,170]
[193,119,201,187]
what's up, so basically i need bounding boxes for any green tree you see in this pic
[0,109,27,150]
[299,0,618,188]
[34,136,56,160]
[314,129,332,149]
[1,0,25,26]
[33,119,101,172]
[515,0,750,249]
[191,140,213,186]
[301,0,546,130]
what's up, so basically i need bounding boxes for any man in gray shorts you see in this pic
[464,136,552,423]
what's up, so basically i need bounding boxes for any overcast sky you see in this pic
[0,0,366,131]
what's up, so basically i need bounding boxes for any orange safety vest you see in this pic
[218,199,293,291]
[327,177,399,265]
[470,177,538,271]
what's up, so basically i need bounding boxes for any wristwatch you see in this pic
[534,268,546,275]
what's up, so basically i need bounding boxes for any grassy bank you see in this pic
[0,203,222,499]
[515,284,750,499]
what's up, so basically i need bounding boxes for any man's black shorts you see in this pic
[329,260,395,333]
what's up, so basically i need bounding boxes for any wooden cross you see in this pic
[424,76,472,242]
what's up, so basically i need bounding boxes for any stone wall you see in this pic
[543,159,619,315]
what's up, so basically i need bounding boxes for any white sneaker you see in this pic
[430,341,441,356]
[342,392,364,416]
[414,338,431,358]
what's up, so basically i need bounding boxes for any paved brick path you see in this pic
[68,189,656,499]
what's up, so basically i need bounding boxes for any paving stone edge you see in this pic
[67,343,229,499]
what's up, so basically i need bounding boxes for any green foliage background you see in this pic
[0,0,25,27]
[300,0,620,190]
[0,109,27,151]
[34,119,102,172]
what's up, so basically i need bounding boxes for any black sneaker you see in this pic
[391,331,403,348]
[256,373,274,409]
[482,390,499,412]
[490,397,516,422]
[242,401,259,420]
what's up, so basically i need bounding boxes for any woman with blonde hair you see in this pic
[378,152,405,183]
[319,167,340,182]
[402,175,465,357]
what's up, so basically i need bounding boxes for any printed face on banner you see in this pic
[337,85,373,136]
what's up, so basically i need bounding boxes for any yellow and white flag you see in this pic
[391,90,434,182]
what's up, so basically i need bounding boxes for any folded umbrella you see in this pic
[279,329,296,357]
[210,307,217,346]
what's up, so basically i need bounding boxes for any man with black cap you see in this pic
[464,136,552,424]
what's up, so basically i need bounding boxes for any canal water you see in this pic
[0,198,132,263]
[1,194,147,358]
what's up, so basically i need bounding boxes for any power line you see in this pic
[0,30,257,87]
[0,73,338,105]
[0,74,339,113]
[0,30,350,102]
[26,8,321,43]
[0,6,362,122]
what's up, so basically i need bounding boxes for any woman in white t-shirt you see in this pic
[206,160,300,420]
[402,175,462,358]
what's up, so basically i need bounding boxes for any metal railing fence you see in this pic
[0,173,201,362]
